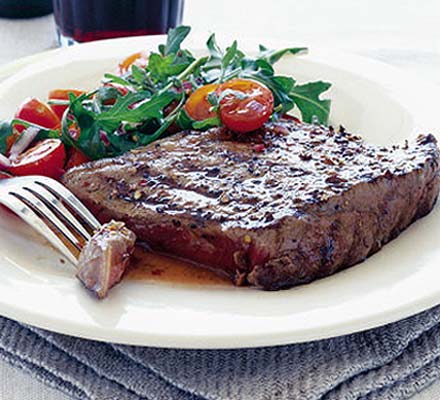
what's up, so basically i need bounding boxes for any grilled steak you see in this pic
[63,121,440,290]
[77,220,136,298]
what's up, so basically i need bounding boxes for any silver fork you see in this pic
[0,176,101,265]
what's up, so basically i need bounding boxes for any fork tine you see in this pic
[24,185,91,243]
[34,177,101,233]
[0,193,78,265]
[10,188,83,255]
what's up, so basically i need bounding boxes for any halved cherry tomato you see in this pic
[0,171,12,180]
[184,83,219,121]
[65,148,90,170]
[9,98,62,154]
[119,51,148,75]
[9,139,66,179]
[15,98,61,130]
[218,79,274,133]
[48,89,86,120]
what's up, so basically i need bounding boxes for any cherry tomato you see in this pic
[218,79,274,133]
[48,89,85,120]
[0,171,12,180]
[10,98,62,153]
[15,98,61,130]
[119,51,148,74]
[65,148,90,170]
[184,83,219,121]
[9,139,66,179]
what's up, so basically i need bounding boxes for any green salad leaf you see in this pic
[63,91,177,159]
[0,121,12,155]
[161,25,191,56]
[289,81,332,124]
[193,116,222,130]
[220,41,238,81]
[103,73,132,87]
[148,53,189,83]
[11,119,60,142]
[96,91,176,130]
[206,34,223,60]
[257,44,307,64]
[147,26,195,85]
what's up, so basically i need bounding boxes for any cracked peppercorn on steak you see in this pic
[63,120,440,290]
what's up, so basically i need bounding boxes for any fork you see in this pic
[0,176,101,265]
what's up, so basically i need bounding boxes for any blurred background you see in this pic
[0,0,439,82]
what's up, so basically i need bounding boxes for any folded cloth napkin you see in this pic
[2,304,440,400]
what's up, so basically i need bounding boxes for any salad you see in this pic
[0,26,331,179]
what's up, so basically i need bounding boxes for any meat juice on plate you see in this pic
[128,248,231,287]
[53,0,184,44]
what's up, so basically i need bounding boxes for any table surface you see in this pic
[1,0,440,398]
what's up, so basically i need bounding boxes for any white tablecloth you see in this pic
[1,1,440,398]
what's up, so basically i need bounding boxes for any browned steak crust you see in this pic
[63,121,440,290]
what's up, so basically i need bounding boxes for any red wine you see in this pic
[53,0,184,44]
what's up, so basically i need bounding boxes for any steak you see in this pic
[77,220,136,298]
[63,121,440,290]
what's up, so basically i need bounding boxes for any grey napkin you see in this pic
[1,305,440,400]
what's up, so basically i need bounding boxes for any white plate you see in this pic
[0,35,439,349]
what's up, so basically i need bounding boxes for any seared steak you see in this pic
[64,121,440,290]
[77,220,136,298]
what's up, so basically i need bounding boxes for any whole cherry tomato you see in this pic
[217,79,274,133]
[9,139,66,179]
[48,89,86,120]
[184,83,220,121]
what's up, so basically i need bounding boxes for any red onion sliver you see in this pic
[0,153,10,170]
[100,130,110,147]
[9,126,40,161]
